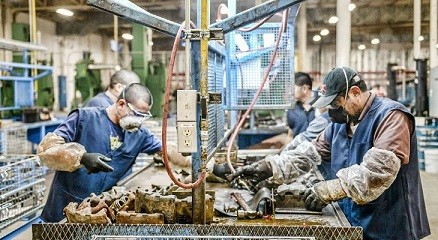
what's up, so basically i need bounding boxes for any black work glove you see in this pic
[81,153,114,174]
[228,160,273,191]
[303,187,328,212]
[212,163,233,179]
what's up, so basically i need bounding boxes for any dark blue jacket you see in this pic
[85,92,113,107]
[41,108,161,222]
[287,103,316,137]
[324,97,430,240]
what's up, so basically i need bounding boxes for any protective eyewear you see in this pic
[127,102,152,119]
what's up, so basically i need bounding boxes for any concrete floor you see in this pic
[2,170,438,240]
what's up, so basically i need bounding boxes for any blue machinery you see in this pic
[86,0,303,224]
[0,38,53,111]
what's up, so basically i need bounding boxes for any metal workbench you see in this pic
[32,161,362,240]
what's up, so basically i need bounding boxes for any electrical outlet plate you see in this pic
[177,90,197,122]
[177,122,198,153]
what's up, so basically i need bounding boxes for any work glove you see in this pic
[212,162,233,179]
[81,153,114,174]
[228,160,273,191]
[303,179,347,211]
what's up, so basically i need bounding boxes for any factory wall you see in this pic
[14,13,115,111]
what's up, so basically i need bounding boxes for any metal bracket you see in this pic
[209,92,222,104]
[184,28,224,41]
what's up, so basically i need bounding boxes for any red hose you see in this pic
[162,22,206,189]
[226,10,288,173]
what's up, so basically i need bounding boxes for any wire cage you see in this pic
[225,22,294,110]
[0,124,28,155]
[0,155,47,229]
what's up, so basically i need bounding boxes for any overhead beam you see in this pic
[210,0,304,34]
[86,0,180,37]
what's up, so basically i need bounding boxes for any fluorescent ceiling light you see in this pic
[328,16,338,24]
[348,3,356,11]
[358,44,366,50]
[418,36,424,41]
[320,29,329,36]
[313,35,321,42]
[122,33,134,40]
[371,38,380,44]
[56,8,74,16]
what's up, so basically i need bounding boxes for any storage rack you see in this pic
[0,155,46,230]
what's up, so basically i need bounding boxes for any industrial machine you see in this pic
[72,51,103,108]
[33,1,362,239]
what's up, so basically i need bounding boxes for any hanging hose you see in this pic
[226,10,289,173]
[162,22,206,189]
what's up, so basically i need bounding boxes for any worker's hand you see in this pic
[81,153,114,174]
[228,160,273,191]
[212,162,233,179]
[303,186,328,211]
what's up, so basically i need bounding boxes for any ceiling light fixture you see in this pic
[320,29,329,36]
[358,44,366,50]
[348,3,356,12]
[371,38,380,44]
[313,35,321,42]
[122,33,134,40]
[328,16,338,24]
[418,36,424,41]
[56,8,74,17]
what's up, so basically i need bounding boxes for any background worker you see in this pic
[286,72,318,141]
[85,69,141,107]
[37,83,186,222]
[229,67,430,240]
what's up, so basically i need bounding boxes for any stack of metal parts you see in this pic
[0,123,28,155]
[0,155,46,229]
[63,186,215,225]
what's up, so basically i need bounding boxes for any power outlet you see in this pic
[177,122,197,153]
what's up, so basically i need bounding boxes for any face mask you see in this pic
[119,115,143,132]
[328,107,349,124]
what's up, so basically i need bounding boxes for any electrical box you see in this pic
[177,90,198,153]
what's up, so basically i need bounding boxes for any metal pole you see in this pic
[430,0,437,68]
[185,0,191,88]
[413,0,421,59]
[114,15,119,67]
[336,0,351,67]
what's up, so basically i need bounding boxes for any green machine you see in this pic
[72,52,102,108]
[131,23,166,118]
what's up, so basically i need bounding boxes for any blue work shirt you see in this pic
[41,107,161,222]
[85,92,113,107]
[286,102,316,137]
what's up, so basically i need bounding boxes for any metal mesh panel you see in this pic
[226,23,293,110]
[0,155,46,229]
[91,236,313,240]
[207,50,226,154]
[0,124,28,155]
[33,224,362,240]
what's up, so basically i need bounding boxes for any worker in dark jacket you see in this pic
[37,83,187,222]
[230,67,430,240]
[85,69,140,107]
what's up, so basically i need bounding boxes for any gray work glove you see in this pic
[81,153,114,174]
[303,187,328,211]
[228,160,273,191]
[212,162,233,180]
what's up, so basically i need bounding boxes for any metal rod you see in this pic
[86,0,180,37]
[210,0,304,34]
[185,0,191,88]
[0,178,45,200]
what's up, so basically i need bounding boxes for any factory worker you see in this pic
[37,83,186,222]
[286,72,317,139]
[230,67,430,240]
[85,69,140,107]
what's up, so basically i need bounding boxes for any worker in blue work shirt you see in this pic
[85,69,141,107]
[37,83,188,222]
[286,72,318,140]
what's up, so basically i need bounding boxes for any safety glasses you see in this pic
[127,102,152,119]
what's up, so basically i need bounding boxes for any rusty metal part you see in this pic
[231,192,251,211]
[116,211,164,224]
[236,210,263,220]
[135,188,176,223]
[64,202,111,224]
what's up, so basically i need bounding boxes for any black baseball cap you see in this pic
[312,67,358,108]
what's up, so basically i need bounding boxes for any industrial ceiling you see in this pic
[2,0,434,51]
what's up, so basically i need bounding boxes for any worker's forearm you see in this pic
[37,132,85,172]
